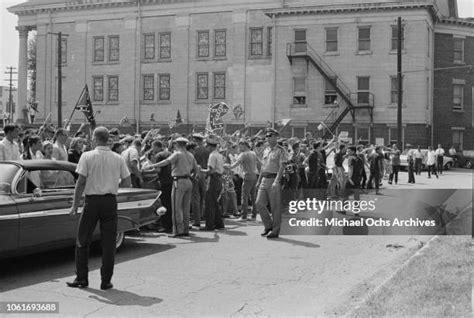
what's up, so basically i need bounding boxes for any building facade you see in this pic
[433,18,474,150]
[8,0,470,146]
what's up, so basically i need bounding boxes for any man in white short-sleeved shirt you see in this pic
[0,124,21,161]
[67,127,130,291]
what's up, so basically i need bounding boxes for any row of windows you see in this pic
[142,72,226,101]
[294,26,406,54]
[294,76,466,111]
[90,73,227,103]
[143,27,272,60]
[88,28,272,63]
[58,29,465,66]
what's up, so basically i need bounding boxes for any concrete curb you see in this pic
[343,235,440,318]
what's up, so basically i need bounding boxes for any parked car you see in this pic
[399,149,453,170]
[457,150,474,169]
[0,160,165,259]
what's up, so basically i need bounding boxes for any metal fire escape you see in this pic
[286,42,374,140]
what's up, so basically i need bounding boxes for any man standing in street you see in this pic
[345,146,362,201]
[191,133,209,227]
[435,144,445,175]
[225,139,260,220]
[388,144,401,185]
[367,146,384,195]
[427,146,438,179]
[414,145,424,176]
[148,137,198,237]
[0,124,21,160]
[201,136,225,231]
[121,138,143,188]
[67,127,131,290]
[255,128,288,239]
[152,140,173,233]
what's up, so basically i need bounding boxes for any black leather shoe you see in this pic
[66,279,88,288]
[100,282,113,290]
[261,228,272,237]
[267,233,279,239]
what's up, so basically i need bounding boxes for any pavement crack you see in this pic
[232,302,248,316]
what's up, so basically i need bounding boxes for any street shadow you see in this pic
[0,238,175,293]
[185,232,220,243]
[83,288,162,307]
[274,237,321,248]
[219,228,247,236]
[224,219,262,228]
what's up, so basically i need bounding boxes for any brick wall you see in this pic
[433,31,474,150]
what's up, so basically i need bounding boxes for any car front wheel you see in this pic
[116,232,125,250]
[444,162,453,170]
[465,160,472,169]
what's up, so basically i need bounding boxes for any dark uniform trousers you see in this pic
[75,194,117,283]
[205,174,224,230]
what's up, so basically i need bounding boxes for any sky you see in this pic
[1,0,473,83]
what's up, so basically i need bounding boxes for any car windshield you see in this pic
[0,163,20,194]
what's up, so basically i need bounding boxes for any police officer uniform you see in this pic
[150,137,199,237]
[255,128,288,239]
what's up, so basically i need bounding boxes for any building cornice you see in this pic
[8,0,191,16]
[265,2,440,21]
[438,17,474,28]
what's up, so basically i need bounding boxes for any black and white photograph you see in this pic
[0,0,472,316]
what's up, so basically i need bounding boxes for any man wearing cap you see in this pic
[191,133,209,227]
[148,137,199,237]
[201,135,225,231]
[255,128,288,239]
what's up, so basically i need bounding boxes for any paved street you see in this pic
[0,224,430,317]
[376,167,472,189]
[0,169,470,317]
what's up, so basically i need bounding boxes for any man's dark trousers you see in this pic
[436,156,444,174]
[205,174,224,230]
[160,183,173,231]
[75,194,117,283]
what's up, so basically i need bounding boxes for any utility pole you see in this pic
[4,67,18,124]
[57,32,62,128]
[48,31,68,128]
[397,17,403,148]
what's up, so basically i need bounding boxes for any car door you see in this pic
[0,196,19,256]
[14,168,80,252]
[0,163,20,256]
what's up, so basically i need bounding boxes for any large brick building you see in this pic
[433,18,474,150]
[8,0,472,146]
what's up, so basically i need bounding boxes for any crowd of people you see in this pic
[0,122,453,239]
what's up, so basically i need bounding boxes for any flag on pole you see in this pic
[277,118,292,128]
[168,110,184,130]
[75,85,96,130]
[119,116,130,126]
[317,121,328,131]
[232,104,244,120]
[206,102,230,132]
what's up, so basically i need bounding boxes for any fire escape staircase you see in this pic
[286,42,374,139]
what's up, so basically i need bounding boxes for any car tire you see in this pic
[444,162,452,170]
[116,232,125,250]
[91,232,125,253]
[465,160,472,169]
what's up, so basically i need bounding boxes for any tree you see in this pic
[27,32,37,105]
